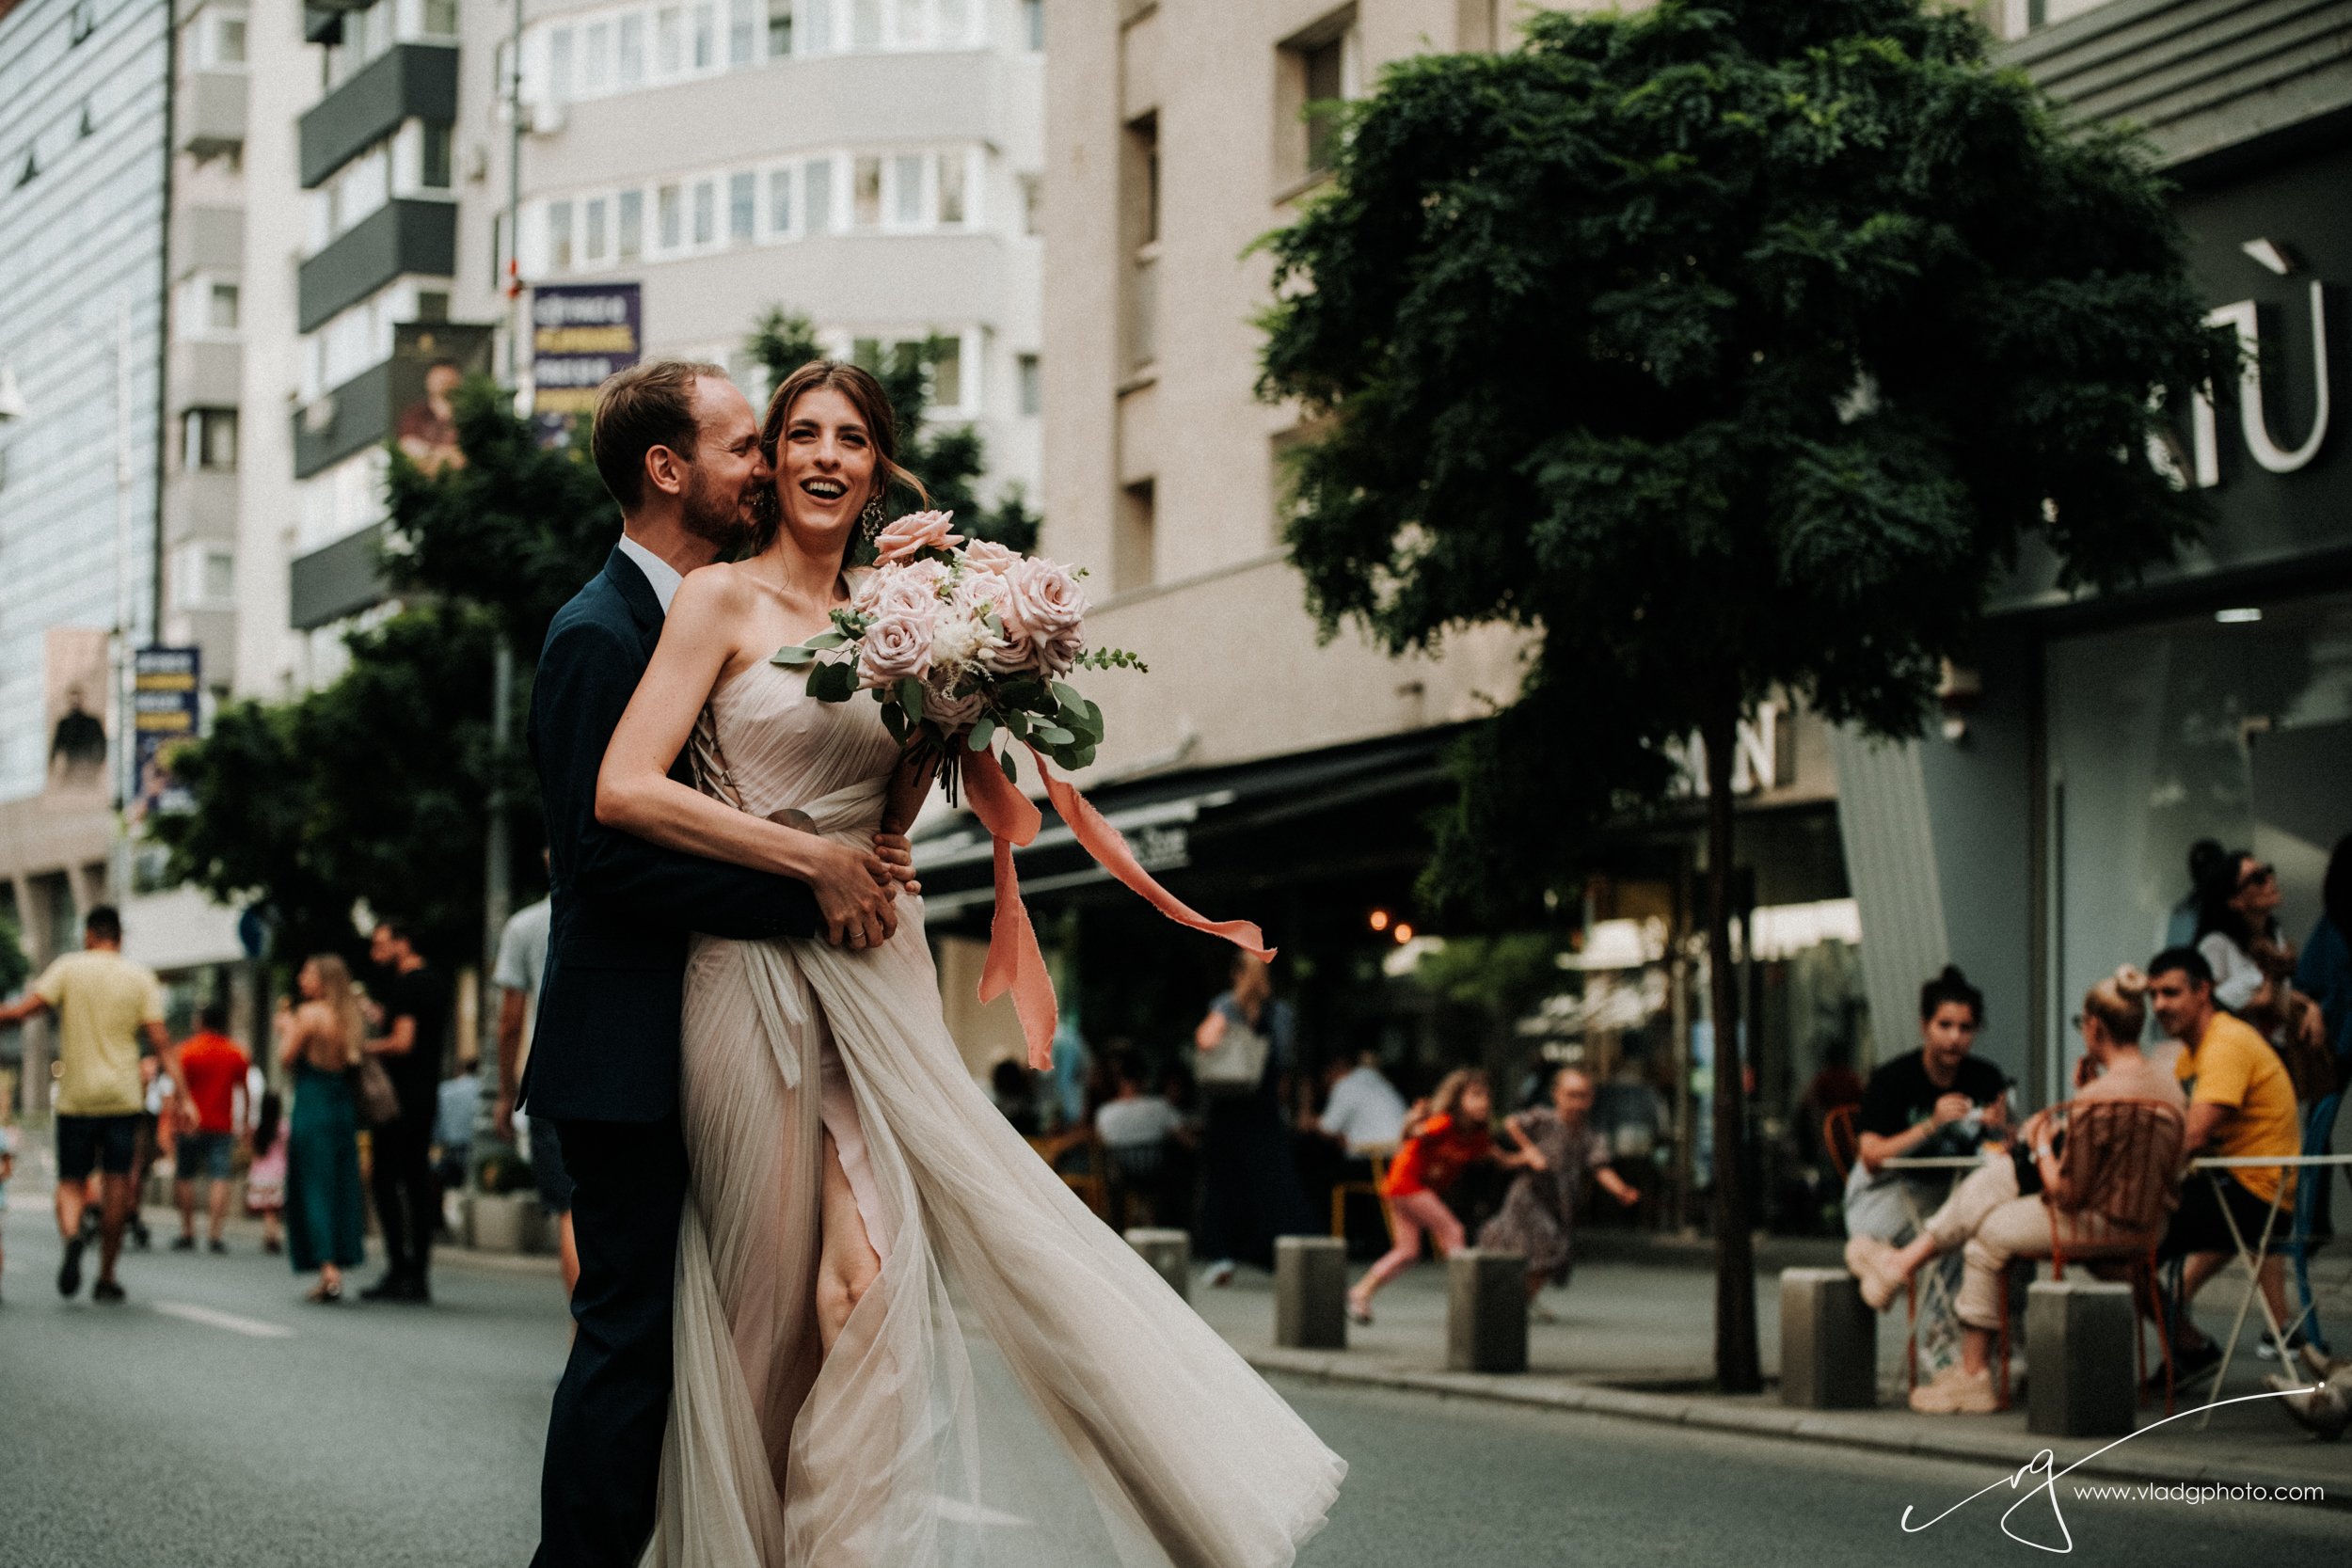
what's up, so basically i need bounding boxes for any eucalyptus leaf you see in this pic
[805,630,848,650]
[1036,725,1075,747]
[771,644,818,667]
[968,715,996,752]
[1000,749,1019,785]
[1050,682,1086,711]
[897,677,925,722]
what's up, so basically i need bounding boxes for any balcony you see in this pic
[290,520,390,630]
[300,42,457,189]
[179,70,246,157]
[291,357,395,480]
[297,199,456,331]
[170,340,243,411]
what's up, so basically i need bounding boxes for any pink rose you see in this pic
[1038,626,1087,677]
[1000,556,1087,642]
[961,539,1023,574]
[873,510,964,564]
[858,606,936,689]
[862,560,947,619]
[979,625,1039,674]
[922,683,987,727]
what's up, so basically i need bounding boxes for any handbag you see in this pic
[352,1054,402,1127]
[1197,1012,1272,1097]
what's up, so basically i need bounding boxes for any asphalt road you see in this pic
[2,1204,2343,1568]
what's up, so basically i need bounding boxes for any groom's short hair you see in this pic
[593,358,727,510]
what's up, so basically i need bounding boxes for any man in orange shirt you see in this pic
[2150,946,2301,1383]
[172,1003,251,1254]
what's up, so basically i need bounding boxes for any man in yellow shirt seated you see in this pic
[0,906,194,1304]
[2148,945,2301,1385]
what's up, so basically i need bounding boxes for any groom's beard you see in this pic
[679,468,752,550]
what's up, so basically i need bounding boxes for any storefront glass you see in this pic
[2045,591,2352,1084]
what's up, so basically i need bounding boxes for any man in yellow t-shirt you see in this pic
[2149,945,2300,1381]
[0,906,193,1303]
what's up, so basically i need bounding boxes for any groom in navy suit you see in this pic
[524,359,904,1567]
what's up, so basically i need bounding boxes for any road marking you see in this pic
[151,1301,295,1339]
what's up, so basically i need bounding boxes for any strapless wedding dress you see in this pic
[642,658,1343,1568]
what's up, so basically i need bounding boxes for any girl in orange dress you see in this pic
[1345,1068,1537,1324]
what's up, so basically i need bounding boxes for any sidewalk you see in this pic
[1188,1257,2352,1501]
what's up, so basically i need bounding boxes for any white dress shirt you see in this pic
[1319,1065,1408,1152]
[616,532,683,614]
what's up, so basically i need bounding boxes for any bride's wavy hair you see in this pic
[751,359,928,556]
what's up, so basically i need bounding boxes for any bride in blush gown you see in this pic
[596,359,1345,1568]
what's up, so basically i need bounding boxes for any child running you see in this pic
[1345,1068,1537,1324]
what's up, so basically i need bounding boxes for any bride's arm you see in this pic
[596,568,898,937]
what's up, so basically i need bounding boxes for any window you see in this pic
[656,7,682,74]
[930,336,961,407]
[619,189,644,258]
[692,2,715,68]
[184,408,239,472]
[585,196,610,261]
[1020,172,1041,236]
[1017,353,1040,416]
[852,0,882,49]
[583,22,612,92]
[1302,36,1344,173]
[549,26,574,100]
[1279,11,1357,185]
[728,0,757,63]
[728,171,755,242]
[202,8,249,66]
[208,280,239,331]
[421,120,452,188]
[769,166,792,232]
[804,157,832,231]
[491,211,505,288]
[618,15,646,84]
[936,0,968,45]
[937,150,966,226]
[692,179,716,245]
[658,183,681,248]
[853,155,882,227]
[422,0,457,35]
[1023,0,1041,50]
[767,0,794,56]
[176,544,236,610]
[416,289,450,321]
[548,199,574,271]
[802,0,830,51]
[891,154,923,226]
[1115,479,1154,593]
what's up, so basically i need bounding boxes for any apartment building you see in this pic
[469,0,1044,492]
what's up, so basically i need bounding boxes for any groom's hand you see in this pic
[873,832,921,895]
[805,839,902,950]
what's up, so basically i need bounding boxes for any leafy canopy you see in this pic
[1258,0,2224,914]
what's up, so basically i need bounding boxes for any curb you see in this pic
[1244,1347,2352,1505]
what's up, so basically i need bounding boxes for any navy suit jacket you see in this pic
[520,546,821,1122]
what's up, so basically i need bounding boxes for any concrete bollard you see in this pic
[1780,1267,1877,1408]
[1274,1235,1348,1350]
[1125,1227,1192,1303]
[469,1191,544,1254]
[1447,1249,1529,1373]
[2026,1279,2137,1436]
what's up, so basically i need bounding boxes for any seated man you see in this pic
[1851,967,2185,1413]
[1842,967,2010,1372]
[2148,944,2302,1382]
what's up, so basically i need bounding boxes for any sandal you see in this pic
[1345,1297,1374,1326]
[306,1280,343,1305]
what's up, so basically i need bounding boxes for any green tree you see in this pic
[1257,0,2223,1390]
[746,307,1041,552]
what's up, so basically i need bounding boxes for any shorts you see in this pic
[531,1116,575,1216]
[56,1113,141,1180]
[178,1130,235,1182]
[2163,1169,2290,1259]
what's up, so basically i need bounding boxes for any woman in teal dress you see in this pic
[277,954,368,1303]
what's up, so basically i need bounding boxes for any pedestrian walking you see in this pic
[493,888,578,1297]
[245,1087,289,1256]
[0,906,195,1304]
[278,956,368,1304]
[1192,954,1318,1287]
[1480,1067,1642,1311]
[1347,1068,1535,1324]
[171,1002,250,1254]
[362,919,451,1304]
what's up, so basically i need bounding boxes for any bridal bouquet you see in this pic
[771,510,1145,799]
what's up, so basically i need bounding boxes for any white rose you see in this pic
[858,606,936,689]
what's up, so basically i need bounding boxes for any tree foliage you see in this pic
[1257,0,2225,1391]
[746,307,1041,552]
[1260,0,2224,915]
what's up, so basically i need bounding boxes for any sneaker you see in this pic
[128,1220,151,1251]
[1200,1259,1236,1289]
[1910,1365,1999,1415]
[1846,1237,1906,1312]
[57,1235,86,1297]
[262,1237,283,1256]
[91,1278,126,1304]
[1345,1295,1374,1326]
[207,1239,227,1256]
[2256,1328,2311,1364]
[169,1235,196,1252]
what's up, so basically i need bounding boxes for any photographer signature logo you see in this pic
[1899,1387,2323,1553]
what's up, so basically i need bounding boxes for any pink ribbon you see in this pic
[959,743,1274,1071]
